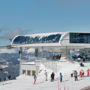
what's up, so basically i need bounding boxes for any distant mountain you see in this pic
[0,47,60,82]
[0,47,36,80]
[0,48,34,65]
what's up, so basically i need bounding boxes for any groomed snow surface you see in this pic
[0,61,90,90]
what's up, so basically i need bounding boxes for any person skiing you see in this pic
[81,69,84,77]
[87,69,90,77]
[45,70,48,81]
[60,73,63,82]
[33,74,37,84]
[74,70,78,81]
[8,75,11,80]
[71,73,73,78]
[51,72,55,82]
[79,71,82,78]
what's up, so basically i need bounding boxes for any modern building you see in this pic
[11,32,90,58]
[11,32,90,75]
[21,62,40,76]
[11,32,90,49]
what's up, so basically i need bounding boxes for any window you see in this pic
[13,34,61,44]
[70,33,90,43]
[27,70,31,76]
[22,70,26,74]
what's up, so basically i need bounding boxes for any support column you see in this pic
[60,46,70,61]
[19,47,22,75]
[35,48,39,59]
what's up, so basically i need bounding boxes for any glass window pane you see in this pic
[27,70,31,76]
[13,34,61,44]
[70,33,90,43]
[22,70,26,74]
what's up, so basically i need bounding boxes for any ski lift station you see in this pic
[11,32,90,76]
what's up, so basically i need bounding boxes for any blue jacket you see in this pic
[60,74,62,78]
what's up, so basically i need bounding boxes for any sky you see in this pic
[0,0,90,46]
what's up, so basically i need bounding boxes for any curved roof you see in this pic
[11,32,90,50]
[11,32,63,47]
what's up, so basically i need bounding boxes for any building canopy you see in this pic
[11,32,62,47]
[11,32,90,50]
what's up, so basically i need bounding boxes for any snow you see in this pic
[22,62,35,65]
[0,61,90,90]
[25,48,35,53]
[25,32,62,38]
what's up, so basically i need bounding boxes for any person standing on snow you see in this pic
[81,69,84,77]
[33,74,37,84]
[45,70,48,81]
[71,73,73,78]
[87,69,90,77]
[79,71,82,78]
[51,72,55,82]
[74,70,78,81]
[60,73,63,82]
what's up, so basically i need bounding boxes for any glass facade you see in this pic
[70,33,90,43]
[13,34,61,44]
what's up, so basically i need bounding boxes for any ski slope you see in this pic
[0,61,90,90]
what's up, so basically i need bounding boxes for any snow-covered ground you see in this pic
[0,61,90,90]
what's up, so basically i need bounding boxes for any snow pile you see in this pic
[36,64,53,83]
[26,32,62,38]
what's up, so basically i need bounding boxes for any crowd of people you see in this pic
[33,68,90,84]
[33,71,63,84]
[50,69,90,82]
[71,69,90,81]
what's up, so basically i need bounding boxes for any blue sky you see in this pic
[0,0,90,46]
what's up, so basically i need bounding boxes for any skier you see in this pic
[0,78,1,82]
[71,73,73,78]
[79,71,82,77]
[87,69,90,77]
[33,74,37,84]
[74,70,78,81]
[60,73,63,82]
[51,72,55,82]
[81,69,84,77]
[45,70,48,81]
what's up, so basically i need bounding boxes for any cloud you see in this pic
[3,28,22,41]
[3,27,33,41]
